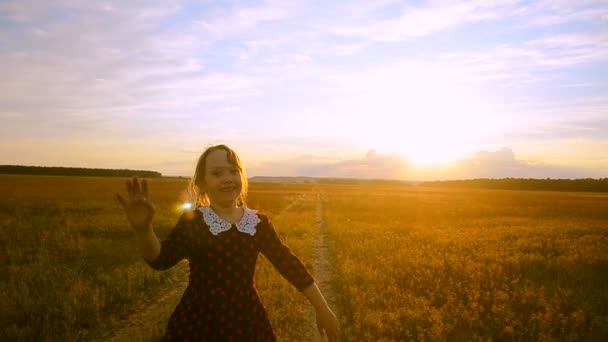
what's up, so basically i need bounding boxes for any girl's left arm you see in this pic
[302,282,341,342]
[257,215,341,341]
[256,216,316,291]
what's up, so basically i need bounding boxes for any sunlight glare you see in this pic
[348,61,498,166]
[180,202,193,211]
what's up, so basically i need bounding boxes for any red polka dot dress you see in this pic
[144,206,315,341]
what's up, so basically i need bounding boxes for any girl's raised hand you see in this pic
[116,177,156,234]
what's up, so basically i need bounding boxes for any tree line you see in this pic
[421,178,608,192]
[0,165,162,178]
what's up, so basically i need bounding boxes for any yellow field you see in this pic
[1,175,607,341]
[321,183,608,341]
[0,175,316,341]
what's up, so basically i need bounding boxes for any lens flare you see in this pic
[181,202,193,210]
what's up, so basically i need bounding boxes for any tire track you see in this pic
[306,192,340,342]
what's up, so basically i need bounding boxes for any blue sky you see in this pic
[1,0,607,180]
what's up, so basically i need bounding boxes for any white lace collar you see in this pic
[199,206,260,236]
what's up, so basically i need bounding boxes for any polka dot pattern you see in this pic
[144,210,315,341]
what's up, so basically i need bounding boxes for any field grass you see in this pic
[1,175,191,341]
[0,175,315,341]
[252,186,318,341]
[320,183,608,341]
[2,175,607,341]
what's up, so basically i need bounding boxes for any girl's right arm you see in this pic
[116,177,160,262]
[135,228,161,263]
[117,177,191,269]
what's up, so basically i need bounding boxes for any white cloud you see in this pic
[191,2,297,43]
[246,146,605,180]
[436,30,608,89]
[0,1,271,141]
[329,0,521,42]
[513,0,608,27]
[412,147,606,180]
[249,149,410,179]
[1,0,607,178]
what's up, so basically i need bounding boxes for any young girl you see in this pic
[116,144,341,341]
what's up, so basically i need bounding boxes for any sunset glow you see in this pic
[1,1,606,180]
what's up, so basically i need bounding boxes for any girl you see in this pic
[116,144,341,341]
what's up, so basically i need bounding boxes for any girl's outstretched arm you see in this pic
[134,229,161,264]
[302,282,341,342]
[116,177,160,263]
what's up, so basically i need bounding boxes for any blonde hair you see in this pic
[188,144,248,207]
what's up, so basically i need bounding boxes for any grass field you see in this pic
[320,183,608,341]
[1,175,607,341]
[0,175,316,341]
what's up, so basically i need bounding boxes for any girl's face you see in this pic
[201,149,243,207]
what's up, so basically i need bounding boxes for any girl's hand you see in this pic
[116,177,156,234]
[316,306,341,342]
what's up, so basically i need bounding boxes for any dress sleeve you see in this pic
[144,211,194,270]
[256,215,315,292]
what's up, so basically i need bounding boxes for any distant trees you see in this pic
[0,165,162,178]
[421,178,608,192]
[316,178,412,186]
[4,167,605,192]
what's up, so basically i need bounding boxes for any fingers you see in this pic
[142,179,149,198]
[116,193,127,208]
[322,327,337,342]
[132,177,141,195]
[328,328,340,342]
[321,320,340,342]
[126,179,134,197]
[126,177,148,199]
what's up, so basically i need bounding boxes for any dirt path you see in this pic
[305,192,341,342]
[90,263,189,342]
[91,195,310,341]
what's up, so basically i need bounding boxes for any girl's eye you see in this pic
[231,170,239,175]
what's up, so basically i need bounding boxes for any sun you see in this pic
[402,140,472,166]
[395,122,477,166]
[335,60,507,167]
[378,94,488,167]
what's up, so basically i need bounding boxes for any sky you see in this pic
[1,0,607,180]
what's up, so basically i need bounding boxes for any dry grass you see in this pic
[3,175,607,341]
[254,187,318,341]
[1,175,191,341]
[320,183,608,341]
[0,175,315,341]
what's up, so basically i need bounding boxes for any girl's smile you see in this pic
[202,149,243,208]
